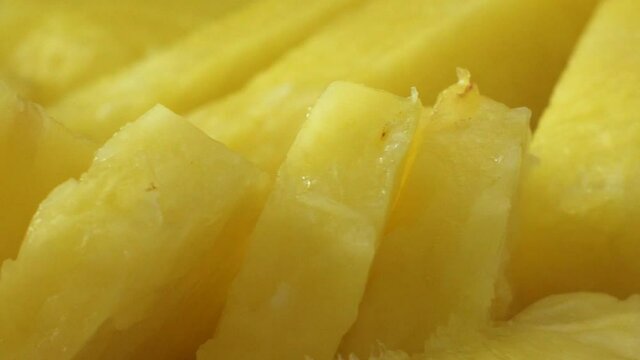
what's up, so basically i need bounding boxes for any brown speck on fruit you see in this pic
[381,122,392,140]
[146,183,157,192]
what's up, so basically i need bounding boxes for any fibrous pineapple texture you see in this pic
[340,71,530,357]
[0,1,636,359]
[198,82,420,360]
[506,0,640,315]
[385,293,640,360]
[0,83,96,262]
[0,106,267,360]
[191,0,596,174]
[48,0,365,143]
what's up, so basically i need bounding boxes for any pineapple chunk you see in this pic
[0,106,267,360]
[0,84,96,262]
[380,293,640,360]
[190,0,596,174]
[506,0,640,315]
[48,0,365,143]
[2,12,133,104]
[339,71,530,357]
[197,82,420,360]
[0,0,252,103]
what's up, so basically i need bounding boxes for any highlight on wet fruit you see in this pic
[1,0,638,359]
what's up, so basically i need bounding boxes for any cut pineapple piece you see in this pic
[339,71,530,357]
[190,0,596,174]
[48,0,365,143]
[0,0,252,103]
[381,293,640,360]
[0,106,267,360]
[506,0,640,315]
[0,83,96,262]
[197,82,421,360]
[2,12,133,104]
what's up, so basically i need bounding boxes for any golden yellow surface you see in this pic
[340,71,530,357]
[0,1,637,358]
[377,293,640,360]
[0,106,266,360]
[0,0,252,103]
[198,82,420,360]
[0,84,96,262]
[506,0,640,315]
[190,0,596,174]
[48,0,365,143]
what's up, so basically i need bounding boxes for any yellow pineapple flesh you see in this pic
[0,0,636,359]
[0,0,252,103]
[0,106,267,360]
[197,82,421,360]
[190,0,596,174]
[506,0,640,315]
[384,293,640,360]
[0,83,96,262]
[48,0,365,143]
[339,71,531,357]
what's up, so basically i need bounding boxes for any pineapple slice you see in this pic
[377,293,640,360]
[197,82,421,360]
[0,0,252,103]
[190,0,596,174]
[339,71,530,357]
[0,84,96,262]
[0,106,267,360]
[506,0,640,315]
[2,12,133,104]
[48,0,365,143]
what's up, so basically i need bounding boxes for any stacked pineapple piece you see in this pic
[189,0,597,174]
[1,0,639,359]
[0,85,96,262]
[48,0,367,142]
[506,0,640,316]
[0,106,268,359]
[339,70,530,357]
[0,0,253,103]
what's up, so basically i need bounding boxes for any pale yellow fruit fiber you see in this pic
[0,106,267,360]
[0,83,96,262]
[191,0,596,174]
[198,82,421,360]
[49,0,365,143]
[507,0,640,315]
[340,71,531,357]
[396,293,640,360]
